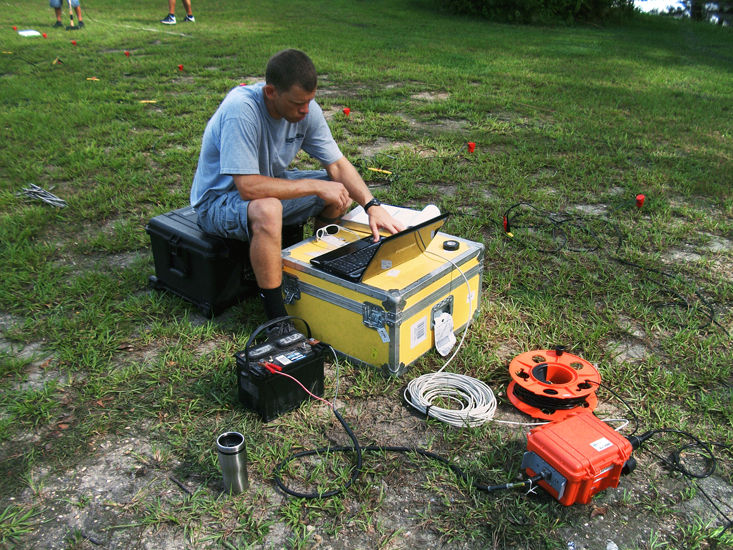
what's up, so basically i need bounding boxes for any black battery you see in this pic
[235,317,325,423]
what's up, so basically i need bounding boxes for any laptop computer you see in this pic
[310,213,449,283]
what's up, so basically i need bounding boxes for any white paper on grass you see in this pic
[18,30,42,37]
[342,204,441,230]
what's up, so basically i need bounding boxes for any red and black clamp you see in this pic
[260,361,282,374]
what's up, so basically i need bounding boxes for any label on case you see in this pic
[275,351,306,366]
[411,317,428,349]
[590,437,613,452]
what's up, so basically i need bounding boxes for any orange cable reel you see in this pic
[507,347,601,421]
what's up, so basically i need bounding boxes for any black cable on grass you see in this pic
[274,406,546,499]
[584,380,639,437]
[0,55,40,75]
[633,430,733,533]
[551,215,624,254]
[501,202,567,253]
[499,200,730,337]
[80,0,97,23]
[613,257,728,336]
[151,138,165,157]
[4,55,39,68]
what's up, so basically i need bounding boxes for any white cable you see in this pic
[404,247,628,430]
[404,248,499,427]
[602,418,630,432]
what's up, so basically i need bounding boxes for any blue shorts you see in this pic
[50,0,80,8]
[195,170,329,242]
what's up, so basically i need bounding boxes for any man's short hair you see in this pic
[265,50,317,93]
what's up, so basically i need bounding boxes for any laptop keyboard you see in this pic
[325,243,380,273]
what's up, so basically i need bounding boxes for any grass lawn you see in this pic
[1,0,732,548]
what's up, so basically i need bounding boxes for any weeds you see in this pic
[0,505,42,546]
[0,0,731,548]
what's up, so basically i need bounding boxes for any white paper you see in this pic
[342,204,441,231]
[18,30,42,37]
[434,313,456,357]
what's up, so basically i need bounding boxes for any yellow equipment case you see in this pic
[281,229,484,376]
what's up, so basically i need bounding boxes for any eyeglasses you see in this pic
[315,224,359,243]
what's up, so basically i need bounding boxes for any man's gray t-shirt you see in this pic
[190,83,343,208]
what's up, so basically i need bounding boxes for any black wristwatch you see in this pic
[363,198,382,212]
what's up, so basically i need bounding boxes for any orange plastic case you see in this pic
[522,411,632,506]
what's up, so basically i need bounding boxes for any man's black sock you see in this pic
[259,285,288,320]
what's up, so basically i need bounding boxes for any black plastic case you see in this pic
[234,317,325,422]
[146,206,303,318]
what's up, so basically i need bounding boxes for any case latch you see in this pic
[362,302,387,329]
[166,234,190,278]
[430,295,454,329]
[362,302,390,343]
[282,274,301,305]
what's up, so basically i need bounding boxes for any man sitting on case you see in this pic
[190,49,404,320]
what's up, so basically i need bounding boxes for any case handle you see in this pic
[243,315,312,364]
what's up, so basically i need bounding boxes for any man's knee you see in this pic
[248,198,283,237]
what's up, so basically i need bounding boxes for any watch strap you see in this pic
[363,198,381,212]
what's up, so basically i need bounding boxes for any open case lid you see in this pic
[283,228,484,306]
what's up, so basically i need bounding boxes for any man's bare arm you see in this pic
[324,156,405,241]
[232,174,351,212]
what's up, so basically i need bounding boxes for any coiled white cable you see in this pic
[403,249,502,427]
[405,371,498,427]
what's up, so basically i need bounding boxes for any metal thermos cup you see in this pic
[216,432,249,494]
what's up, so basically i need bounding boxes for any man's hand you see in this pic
[316,180,352,213]
[367,205,406,242]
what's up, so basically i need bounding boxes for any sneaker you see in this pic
[77,20,85,29]
[160,14,176,24]
[53,20,64,28]
[184,15,195,22]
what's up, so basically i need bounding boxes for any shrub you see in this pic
[438,0,634,23]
